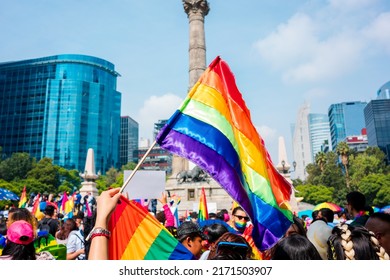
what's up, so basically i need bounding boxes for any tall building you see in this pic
[328,101,367,150]
[377,81,390,99]
[120,116,139,166]
[292,103,312,180]
[0,54,121,173]
[308,113,331,162]
[364,97,390,163]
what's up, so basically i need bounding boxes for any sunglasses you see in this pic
[234,215,249,221]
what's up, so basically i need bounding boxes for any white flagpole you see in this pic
[119,140,157,194]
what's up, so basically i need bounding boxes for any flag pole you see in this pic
[119,140,157,194]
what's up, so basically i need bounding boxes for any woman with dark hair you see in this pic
[7,208,38,237]
[271,234,322,260]
[65,218,85,260]
[327,223,389,260]
[199,223,229,260]
[285,216,307,237]
[207,232,252,260]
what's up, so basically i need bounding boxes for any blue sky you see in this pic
[1,0,389,162]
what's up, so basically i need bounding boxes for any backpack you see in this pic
[38,218,52,234]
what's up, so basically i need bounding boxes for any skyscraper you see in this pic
[120,116,139,166]
[364,84,390,163]
[0,54,121,173]
[328,101,367,150]
[308,113,331,162]
[292,103,312,180]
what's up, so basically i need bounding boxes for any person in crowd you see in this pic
[307,208,334,259]
[38,205,59,237]
[207,232,252,260]
[216,209,230,223]
[285,215,307,237]
[157,192,175,228]
[0,220,54,260]
[177,221,207,259]
[346,191,370,227]
[229,206,249,234]
[88,188,122,260]
[7,208,38,236]
[74,191,82,213]
[199,223,229,260]
[208,213,217,219]
[55,222,69,245]
[311,210,319,221]
[327,223,389,260]
[75,211,85,236]
[271,234,322,260]
[66,218,85,260]
[365,212,390,255]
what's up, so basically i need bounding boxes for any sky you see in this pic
[1,0,390,163]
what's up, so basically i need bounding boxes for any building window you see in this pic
[188,189,195,201]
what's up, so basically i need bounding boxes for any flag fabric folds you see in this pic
[108,196,195,260]
[18,186,27,208]
[198,187,208,222]
[156,56,293,251]
[31,193,41,216]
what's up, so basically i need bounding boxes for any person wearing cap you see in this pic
[176,221,207,259]
[0,220,54,260]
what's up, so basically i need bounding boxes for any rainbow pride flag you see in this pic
[18,186,27,208]
[156,56,293,251]
[108,196,195,260]
[198,187,208,222]
[31,194,40,216]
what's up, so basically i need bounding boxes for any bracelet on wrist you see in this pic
[86,227,111,241]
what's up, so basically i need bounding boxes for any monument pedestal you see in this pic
[79,181,98,198]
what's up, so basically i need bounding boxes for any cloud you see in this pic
[256,125,277,144]
[137,93,183,140]
[254,1,387,83]
[363,12,390,53]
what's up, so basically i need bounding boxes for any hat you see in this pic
[7,220,34,245]
[177,221,208,240]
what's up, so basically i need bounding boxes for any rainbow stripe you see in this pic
[18,186,27,208]
[108,196,195,260]
[198,187,208,222]
[156,56,293,250]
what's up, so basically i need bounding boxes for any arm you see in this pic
[159,192,175,227]
[87,188,122,260]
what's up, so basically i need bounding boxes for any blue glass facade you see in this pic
[364,99,390,163]
[328,101,367,150]
[308,113,331,162]
[0,54,121,173]
[120,116,139,166]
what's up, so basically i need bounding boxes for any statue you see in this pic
[176,166,209,184]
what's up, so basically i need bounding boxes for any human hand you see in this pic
[95,188,122,228]
[158,192,168,205]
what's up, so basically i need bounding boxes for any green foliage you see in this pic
[359,173,390,207]
[27,157,60,190]
[0,153,35,181]
[121,162,137,171]
[295,184,334,205]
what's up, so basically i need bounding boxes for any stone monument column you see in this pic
[79,148,99,198]
[170,0,210,176]
[183,0,209,89]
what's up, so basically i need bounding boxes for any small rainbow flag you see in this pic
[198,187,208,222]
[156,56,293,250]
[31,194,40,216]
[108,196,195,260]
[18,186,27,208]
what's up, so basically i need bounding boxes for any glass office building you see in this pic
[0,54,121,173]
[328,101,367,150]
[120,116,139,166]
[364,98,390,164]
[308,113,331,162]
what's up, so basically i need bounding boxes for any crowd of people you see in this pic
[0,188,389,261]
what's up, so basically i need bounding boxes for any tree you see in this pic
[315,151,327,172]
[26,157,60,192]
[359,173,390,207]
[336,142,351,189]
[0,152,35,181]
[295,184,334,205]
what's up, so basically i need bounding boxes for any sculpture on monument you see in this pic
[176,165,209,184]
